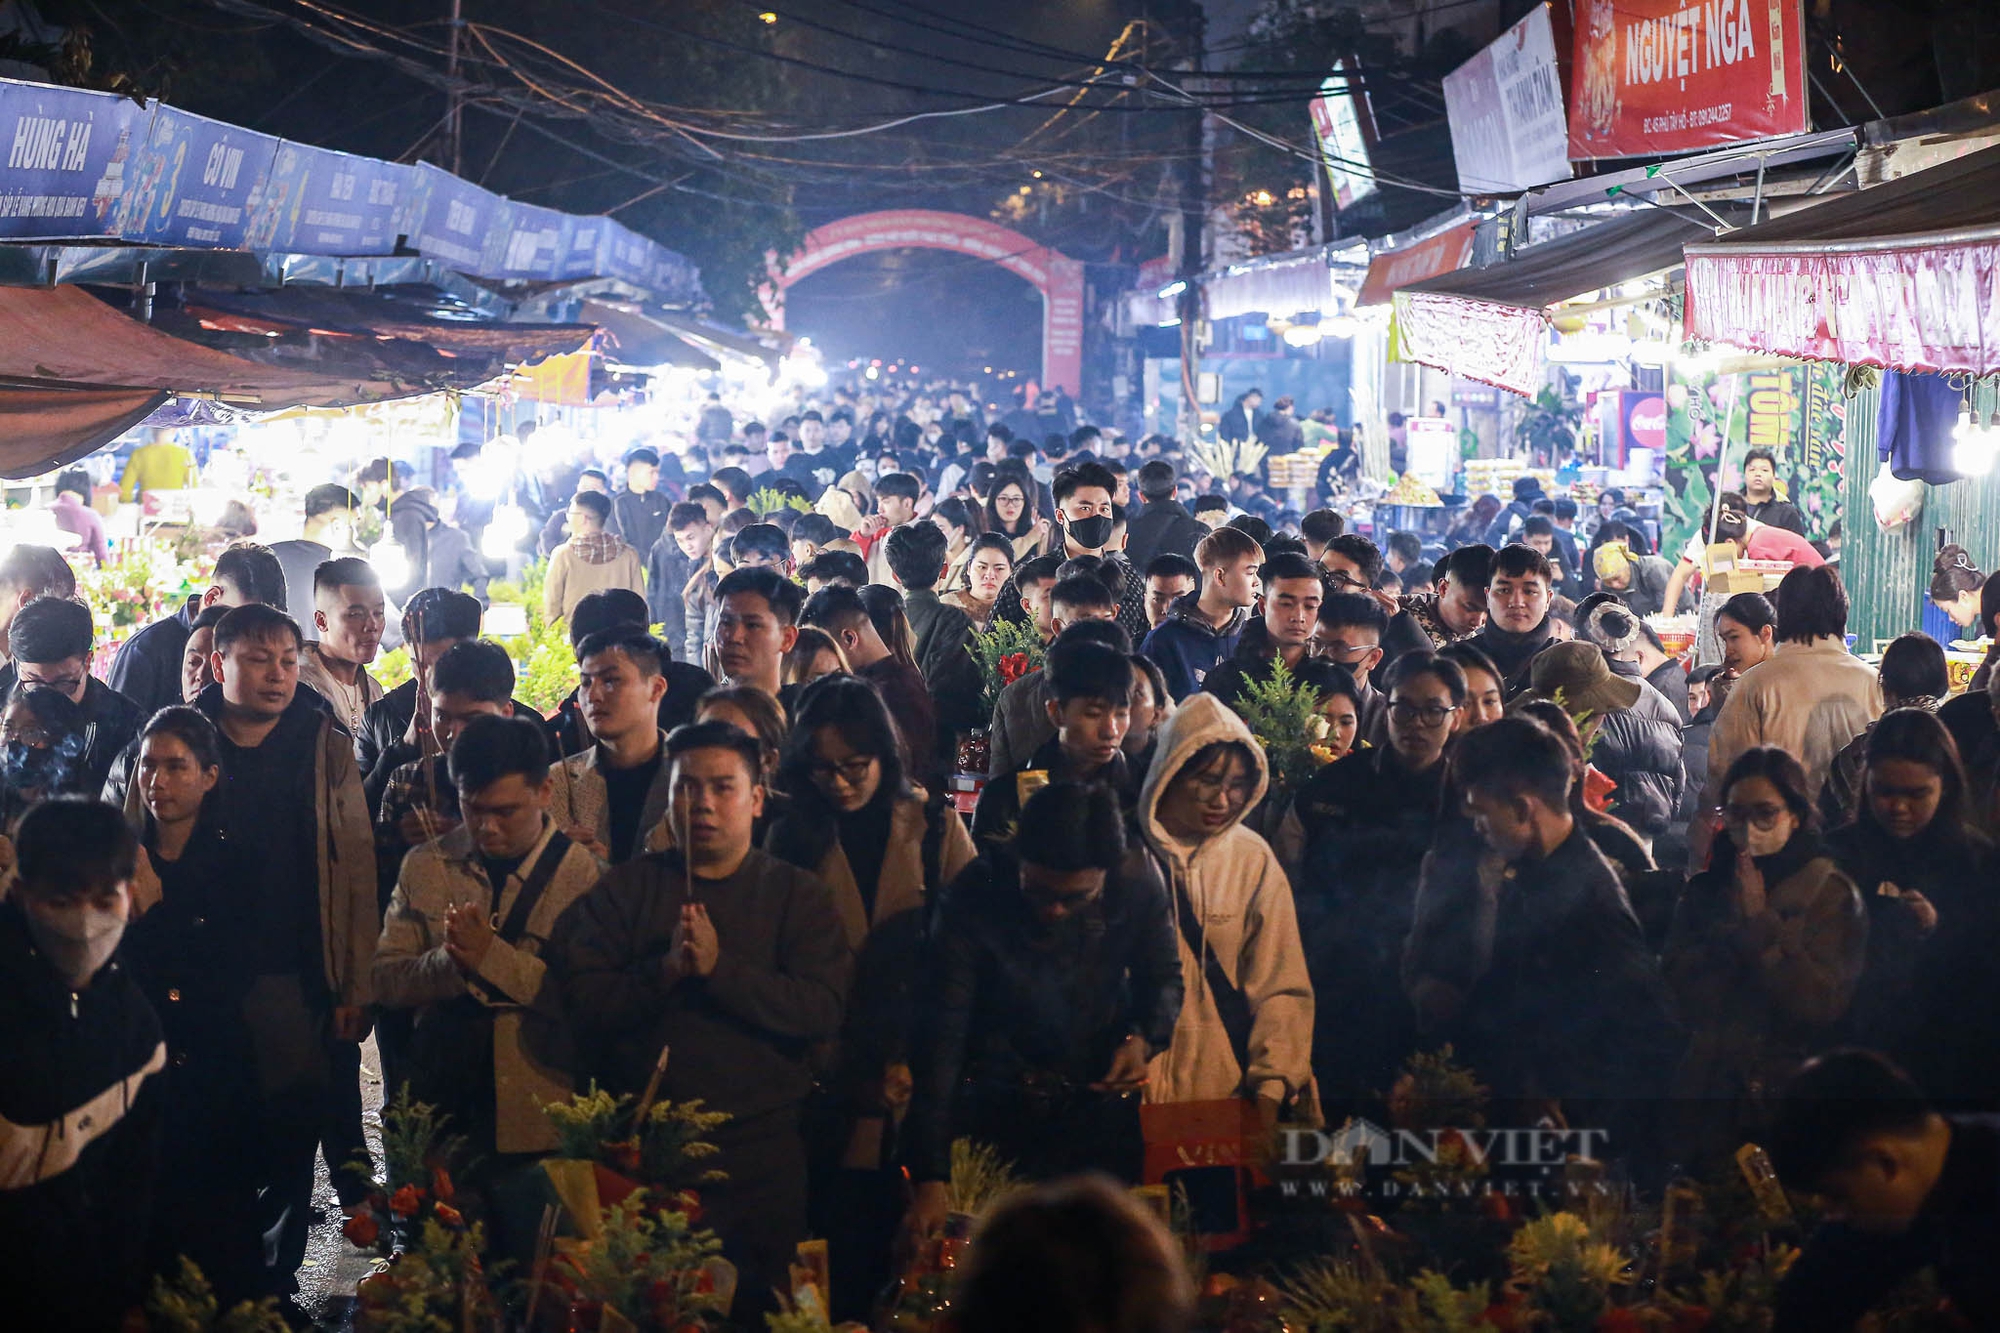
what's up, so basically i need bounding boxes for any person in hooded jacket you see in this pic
[1827,708,2000,1104]
[119,708,265,1303]
[1292,654,1463,1111]
[1662,746,1865,1170]
[1526,640,1684,846]
[761,675,975,1319]
[1138,692,1315,1128]
[0,799,165,1333]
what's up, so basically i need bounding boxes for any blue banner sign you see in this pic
[245,141,406,255]
[114,104,279,248]
[0,78,152,239]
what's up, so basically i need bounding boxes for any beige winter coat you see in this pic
[1138,693,1316,1111]
[373,819,605,1153]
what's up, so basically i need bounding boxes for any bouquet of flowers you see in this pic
[970,618,1046,714]
[1234,659,1342,812]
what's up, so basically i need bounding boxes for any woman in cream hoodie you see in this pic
[1138,692,1316,1126]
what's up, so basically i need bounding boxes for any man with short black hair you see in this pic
[1404,717,1679,1123]
[271,484,362,636]
[546,628,676,865]
[109,541,285,715]
[611,446,671,560]
[1378,543,1492,679]
[1766,1051,2000,1331]
[297,556,387,735]
[9,595,146,795]
[153,601,377,1297]
[1141,553,1198,630]
[1139,526,1262,701]
[374,712,603,1177]
[552,721,850,1319]
[802,584,939,785]
[885,522,982,763]
[1299,510,1346,562]
[0,798,163,1333]
[1201,552,1326,713]
[1470,544,1561,694]
[547,491,646,626]
[649,501,713,659]
[715,566,803,701]
[1123,460,1205,571]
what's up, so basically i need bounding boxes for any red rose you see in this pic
[434,1203,464,1228]
[342,1213,380,1248]
[388,1184,423,1218]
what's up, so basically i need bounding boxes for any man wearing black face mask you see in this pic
[995,461,1151,643]
[901,782,1181,1244]
[0,800,165,1333]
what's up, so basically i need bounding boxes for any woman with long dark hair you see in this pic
[764,675,976,1317]
[1827,708,2000,1100]
[1664,745,1865,1168]
[119,706,267,1301]
[985,464,1050,560]
[943,532,1015,631]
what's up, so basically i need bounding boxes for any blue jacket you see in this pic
[1138,593,1250,702]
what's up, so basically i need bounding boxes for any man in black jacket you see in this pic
[0,799,164,1333]
[9,596,146,797]
[551,722,849,1319]
[1405,719,1680,1144]
[355,589,553,818]
[1123,460,1207,572]
[108,543,287,717]
[903,782,1181,1240]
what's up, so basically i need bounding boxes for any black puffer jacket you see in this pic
[1589,677,1686,837]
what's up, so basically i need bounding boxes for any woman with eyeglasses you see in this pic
[1663,745,1864,1169]
[1825,708,2000,1102]
[1291,654,1465,1116]
[763,674,976,1317]
[1138,692,1314,1128]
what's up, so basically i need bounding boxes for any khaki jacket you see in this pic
[373,820,605,1153]
[546,732,676,862]
[1138,693,1315,1111]
[1708,637,1882,798]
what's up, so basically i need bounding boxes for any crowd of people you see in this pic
[3,379,1997,1333]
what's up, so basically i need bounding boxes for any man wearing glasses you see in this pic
[1293,654,1466,1115]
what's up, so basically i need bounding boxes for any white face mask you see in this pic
[1740,819,1793,858]
[27,903,126,990]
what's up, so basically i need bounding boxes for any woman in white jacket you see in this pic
[1138,692,1317,1127]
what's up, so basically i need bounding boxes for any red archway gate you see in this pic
[766,210,1084,394]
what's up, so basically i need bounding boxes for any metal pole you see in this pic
[445,0,464,175]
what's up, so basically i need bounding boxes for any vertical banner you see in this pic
[244,141,406,254]
[1443,5,1572,193]
[1307,60,1377,211]
[0,79,152,239]
[114,104,280,247]
[1660,361,1846,557]
[1570,0,1806,159]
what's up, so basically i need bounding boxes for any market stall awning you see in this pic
[1392,211,1719,396]
[1683,140,2000,374]
[581,300,720,370]
[1356,221,1479,307]
[1205,252,1335,322]
[0,285,424,476]
[0,384,168,478]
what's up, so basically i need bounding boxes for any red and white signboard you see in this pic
[1356,222,1480,307]
[1443,5,1572,194]
[1568,0,1806,160]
